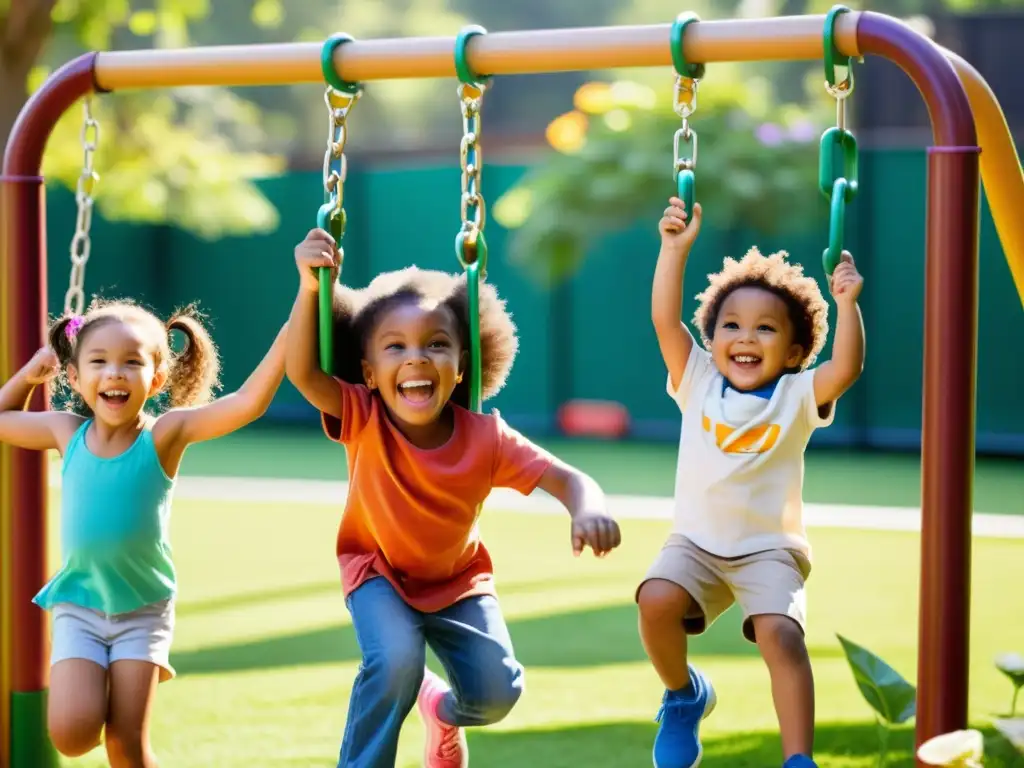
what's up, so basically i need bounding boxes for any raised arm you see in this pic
[158,323,288,447]
[813,251,866,406]
[285,228,343,418]
[652,197,703,390]
[0,348,81,452]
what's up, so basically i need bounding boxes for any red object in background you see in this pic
[557,399,630,438]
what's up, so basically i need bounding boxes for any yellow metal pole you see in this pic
[93,14,862,91]
[944,49,1024,309]
[89,17,1024,310]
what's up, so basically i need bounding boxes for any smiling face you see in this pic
[709,286,804,390]
[360,296,465,442]
[67,319,167,426]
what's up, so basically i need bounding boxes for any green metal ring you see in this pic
[322,33,362,94]
[670,13,705,80]
[823,5,852,88]
[823,177,849,275]
[454,24,490,85]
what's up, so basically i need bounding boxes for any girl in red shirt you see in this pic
[286,228,622,768]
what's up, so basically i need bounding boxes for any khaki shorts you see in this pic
[637,534,811,643]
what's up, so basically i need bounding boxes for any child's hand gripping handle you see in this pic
[297,223,342,375]
[659,197,703,252]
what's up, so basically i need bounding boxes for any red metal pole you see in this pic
[856,14,979,762]
[1,53,98,768]
[0,177,48,690]
[919,145,980,746]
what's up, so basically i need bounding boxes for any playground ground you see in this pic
[47,425,1024,767]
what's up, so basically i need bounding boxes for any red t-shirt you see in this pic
[322,378,554,612]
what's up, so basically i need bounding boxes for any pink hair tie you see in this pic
[65,315,85,341]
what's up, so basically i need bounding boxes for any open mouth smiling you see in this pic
[730,354,762,369]
[99,388,131,405]
[397,379,436,404]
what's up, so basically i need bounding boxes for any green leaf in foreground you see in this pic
[837,633,917,725]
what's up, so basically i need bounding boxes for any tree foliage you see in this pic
[1,0,285,239]
[494,76,831,285]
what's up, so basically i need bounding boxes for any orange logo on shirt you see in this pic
[702,414,781,454]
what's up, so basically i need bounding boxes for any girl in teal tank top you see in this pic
[0,298,288,767]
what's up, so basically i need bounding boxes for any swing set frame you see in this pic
[2,10,1024,768]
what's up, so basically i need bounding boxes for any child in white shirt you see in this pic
[638,197,865,768]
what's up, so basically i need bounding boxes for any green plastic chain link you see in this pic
[825,179,849,273]
[677,171,695,218]
[317,34,361,373]
[671,13,702,225]
[454,24,489,413]
[819,5,858,276]
[818,127,858,203]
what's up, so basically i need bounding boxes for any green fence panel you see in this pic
[37,148,1023,453]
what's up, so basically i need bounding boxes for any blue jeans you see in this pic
[338,577,524,768]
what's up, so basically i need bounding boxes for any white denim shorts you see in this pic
[50,599,176,682]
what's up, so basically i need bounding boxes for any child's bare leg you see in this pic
[637,579,693,689]
[638,577,717,768]
[751,614,814,759]
[48,659,107,756]
[105,660,161,768]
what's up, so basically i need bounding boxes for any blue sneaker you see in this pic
[783,756,817,768]
[652,665,717,768]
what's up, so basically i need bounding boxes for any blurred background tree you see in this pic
[493,76,826,284]
[1,0,287,238]
[489,0,1023,284]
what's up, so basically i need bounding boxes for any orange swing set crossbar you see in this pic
[2,11,1022,768]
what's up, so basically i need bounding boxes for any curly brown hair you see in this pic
[328,266,518,409]
[693,247,830,369]
[48,298,221,416]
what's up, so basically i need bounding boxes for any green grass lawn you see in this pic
[167,424,1024,515]
[50,493,1024,767]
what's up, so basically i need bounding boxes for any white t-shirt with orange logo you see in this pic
[668,343,834,559]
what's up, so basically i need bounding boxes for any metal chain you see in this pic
[322,85,361,231]
[458,83,487,239]
[65,97,100,318]
[827,84,853,134]
[672,74,699,176]
[825,62,854,132]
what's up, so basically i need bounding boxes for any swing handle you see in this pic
[453,25,490,413]
[317,34,362,374]
[670,13,702,224]
[819,6,859,276]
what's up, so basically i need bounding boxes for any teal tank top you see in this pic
[33,419,177,615]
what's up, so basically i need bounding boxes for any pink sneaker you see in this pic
[417,669,468,768]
